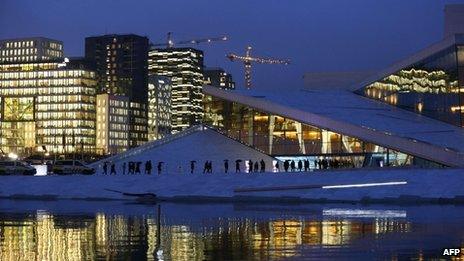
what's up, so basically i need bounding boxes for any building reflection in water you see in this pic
[0,208,416,260]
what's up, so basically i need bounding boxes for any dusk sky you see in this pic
[2,0,464,90]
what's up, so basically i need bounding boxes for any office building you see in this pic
[147,75,172,140]
[148,47,204,133]
[85,34,149,147]
[204,67,235,90]
[0,59,97,156]
[0,37,63,64]
[96,94,130,155]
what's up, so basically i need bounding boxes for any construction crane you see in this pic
[227,46,290,89]
[151,32,228,48]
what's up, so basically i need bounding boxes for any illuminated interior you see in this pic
[203,94,442,168]
[359,45,464,127]
[0,61,97,156]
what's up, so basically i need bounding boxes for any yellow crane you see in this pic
[227,46,290,89]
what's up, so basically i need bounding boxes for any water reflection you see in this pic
[0,202,463,260]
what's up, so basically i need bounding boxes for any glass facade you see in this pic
[359,44,464,127]
[148,48,204,133]
[0,61,97,156]
[147,75,172,140]
[203,94,441,169]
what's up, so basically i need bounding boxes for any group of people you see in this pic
[282,159,310,172]
[314,158,354,170]
[102,157,355,175]
[102,160,164,175]
[194,159,266,174]
[246,159,266,173]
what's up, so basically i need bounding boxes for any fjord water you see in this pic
[0,200,463,260]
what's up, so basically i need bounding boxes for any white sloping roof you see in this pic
[203,86,464,167]
[92,127,276,174]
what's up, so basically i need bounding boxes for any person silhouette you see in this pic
[235,160,241,173]
[103,162,108,175]
[190,160,196,174]
[224,160,229,173]
[110,163,116,175]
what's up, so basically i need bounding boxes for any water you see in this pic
[0,200,463,260]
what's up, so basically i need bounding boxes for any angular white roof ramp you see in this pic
[203,86,464,167]
[355,34,464,90]
[91,125,277,173]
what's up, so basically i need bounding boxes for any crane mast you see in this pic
[227,46,290,89]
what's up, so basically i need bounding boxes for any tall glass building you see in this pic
[148,47,204,133]
[0,60,97,156]
[85,34,149,148]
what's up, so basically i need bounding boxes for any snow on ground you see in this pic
[0,167,463,203]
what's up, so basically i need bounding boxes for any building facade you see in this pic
[203,67,235,90]
[0,60,97,156]
[147,75,172,140]
[85,34,149,147]
[0,37,63,64]
[148,47,204,133]
[96,94,129,155]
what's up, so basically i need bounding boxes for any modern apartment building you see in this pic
[148,47,204,133]
[0,37,63,64]
[147,75,172,140]
[85,34,149,147]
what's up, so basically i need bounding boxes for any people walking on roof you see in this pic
[284,160,289,172]
[190,161,196,174]
[129,162,134,174]
[254,161,259,172]
[298,160,303,172]
[135,162,141,174]
[103,162,108,175]
[322,158,328,169]
[203,161,208,174]
[290,160,296,172]
[145,160,152,175]
[275,161,280,172]
[224,160,229,173]
[260,159,265,172]
[235,160,241,173]
[248,160,253,173]
[157,162,163,175]
[110,163,116,175]
[304,159,309,172]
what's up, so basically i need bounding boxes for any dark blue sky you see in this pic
[1,0,464,90]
